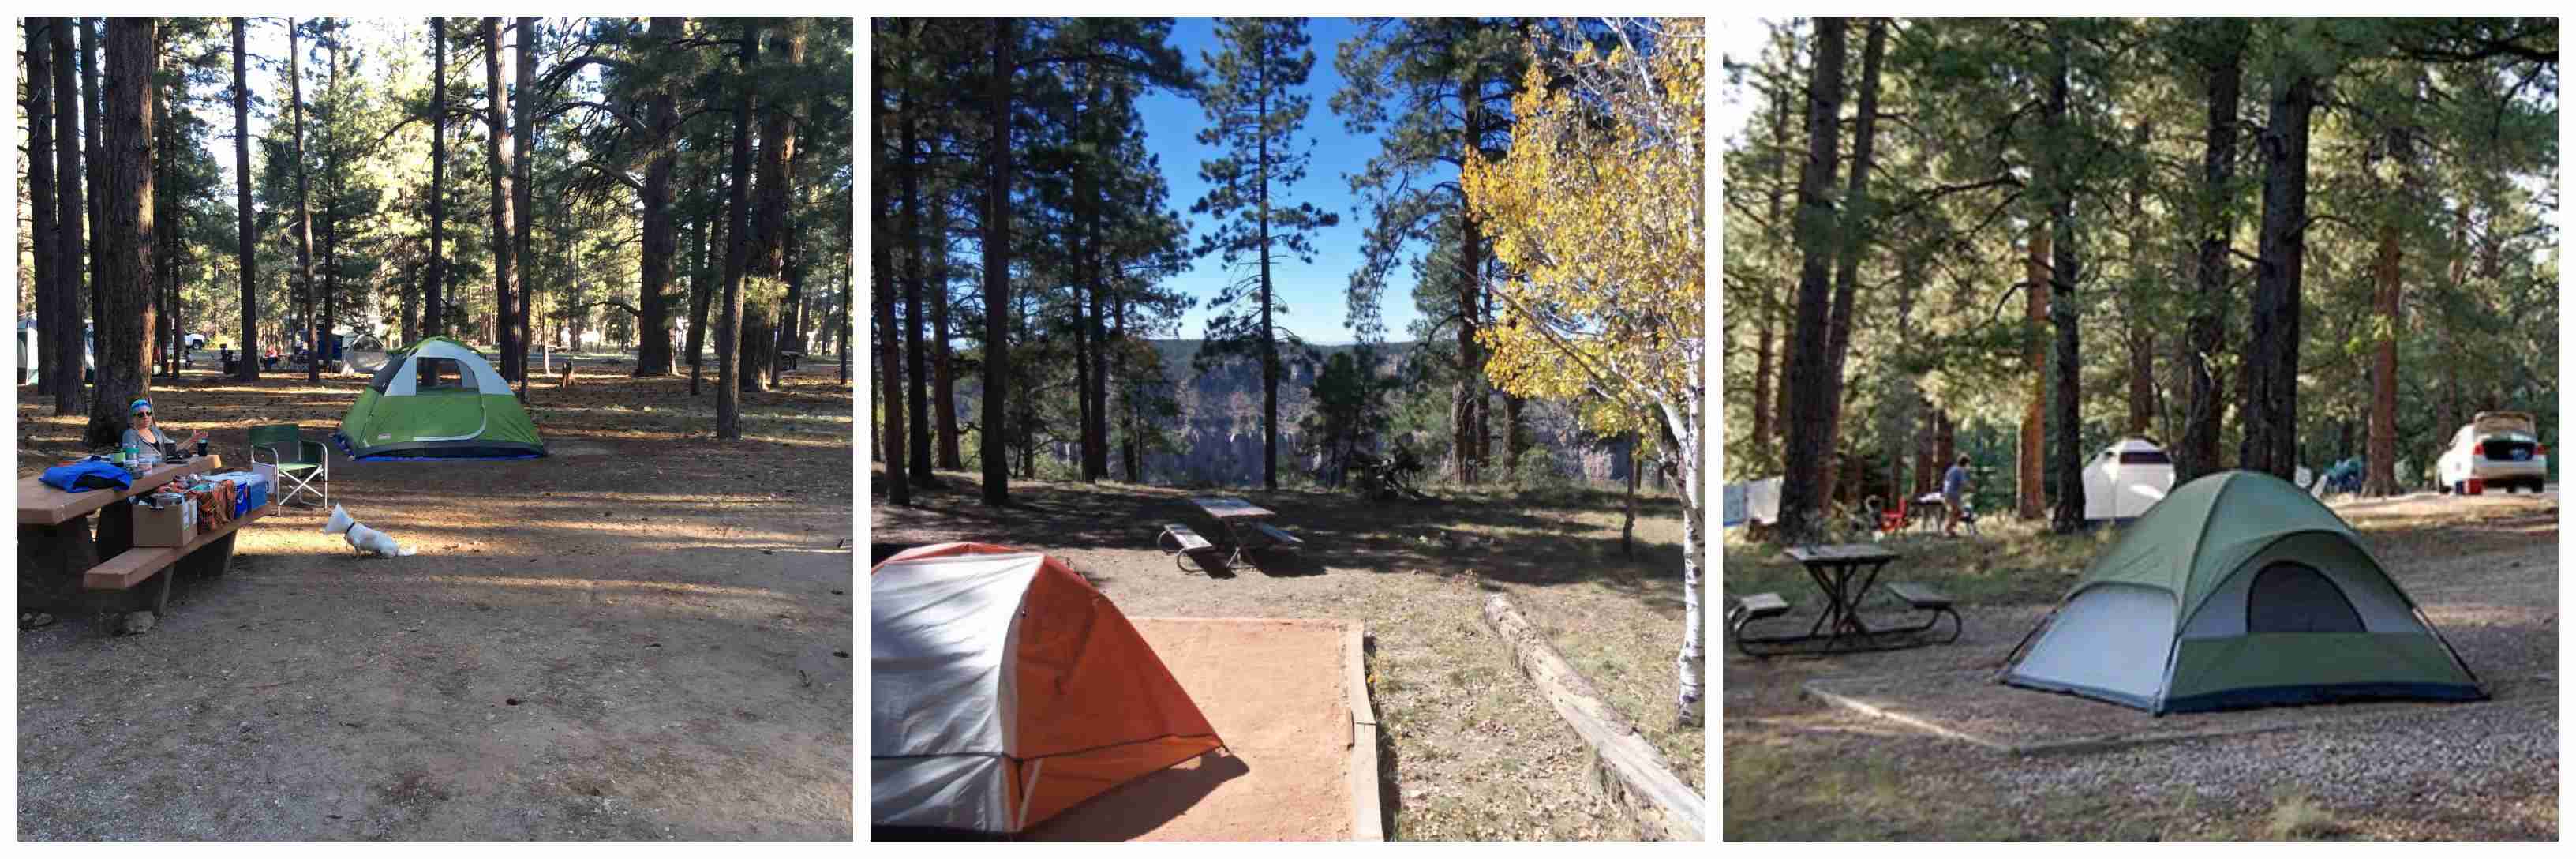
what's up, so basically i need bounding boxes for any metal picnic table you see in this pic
[1728,542,1960,658]
[1185,496,1304,568]
[18,456,274,617]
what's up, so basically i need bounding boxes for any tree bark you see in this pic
[931,178,962,470]
[872,21,908,505]
[513,17,537,396]
[28,21,60,401]
[2020,223,2048,520]
[1773,17,1847,543]
[56,18,88,408]
[980,19,1015,506]
[1749,70,1793,463]
[290,19,320,384]
[2179,19,2245,484]
[2240,71,2316,479]
[631,18,682,376]
[687,164,717,394]
[898,84,938,486]
[2365,119,2416,497]
[56,16,91,412]
[425,17,447,338]
[2042,29,2085,534]
[232,17,260,379]
[715,19,759,439]
[1454,77,1485,487]
[1815,17,1885,510]
[82,19,107,387]
[484,17,519,384]
[87,19,155,448]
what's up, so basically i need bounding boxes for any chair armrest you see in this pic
[298,439,329,463]
[250,443,282,467]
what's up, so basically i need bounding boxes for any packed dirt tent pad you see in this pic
[2001,471,2485,715]
[870,543,1226,835]
[332,337,547,460]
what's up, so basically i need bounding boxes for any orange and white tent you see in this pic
[871,542,1225,833]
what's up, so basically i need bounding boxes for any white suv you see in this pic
[2436,411,2548,494]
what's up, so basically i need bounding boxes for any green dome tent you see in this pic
[2001,470,2482,715]
[332,337,546,460]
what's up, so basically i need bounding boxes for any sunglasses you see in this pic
[134,412,152,418]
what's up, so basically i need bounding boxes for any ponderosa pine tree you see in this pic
[1190,17,1339,492]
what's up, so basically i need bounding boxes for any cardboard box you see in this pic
[132,497,193,547]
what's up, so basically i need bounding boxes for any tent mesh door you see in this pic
[2245,561,2366,633]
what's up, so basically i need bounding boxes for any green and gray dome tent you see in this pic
[2001,470,2481,715]
[332,337,545,460]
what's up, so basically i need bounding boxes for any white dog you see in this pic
[321,504,417,557]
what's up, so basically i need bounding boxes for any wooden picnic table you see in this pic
[18,455,273,617]
[1186,497,1304,568]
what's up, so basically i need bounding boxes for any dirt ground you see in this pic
[873,471,1705,841]
[17,354,856,840]
[1721,490,2557,840]
[1031,618,1354,842]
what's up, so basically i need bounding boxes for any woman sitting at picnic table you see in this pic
[123,399,208,461]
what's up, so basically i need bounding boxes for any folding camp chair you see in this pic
[249,424,328,509]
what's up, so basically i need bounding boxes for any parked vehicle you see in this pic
[2436,411,2548,494]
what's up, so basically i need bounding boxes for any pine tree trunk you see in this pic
[57,17,89,407]
[1773,17,1848,543]
[81,19,107,399]
[687,166,717,394]
[290,20,320,384]
[86,19,156,448]
[425,17,446,338]
[1455,79,1484,487]
[714,19,759,439]
[512,17,537,396]
[931,182,962,469]
[232,17,260,378]
[897,87,938,487]
[2020,223,2048,520]
[871,24,908,505]
[979,19,1014,506]
[483,18,519,385]
[2367,219,2402,496]
[28,21,59,401]
[2043,30,2086,534]
[2179,20,2244,484]
[633,17,681,376]
[1815,17,1886,510]
[2240,71,2316,479]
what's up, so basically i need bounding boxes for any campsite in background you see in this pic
[870,17,1705,841]
[15,17,857,839]
[1717,17,2556,839]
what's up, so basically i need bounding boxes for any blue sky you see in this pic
[1137,17,1428,346]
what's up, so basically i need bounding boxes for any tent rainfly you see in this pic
[872,542,1226,835]
[332,337,546,460]
[2081,437,2175,521]
[2001,471,2484,715]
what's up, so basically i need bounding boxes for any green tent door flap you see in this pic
[2001,471,2484,715]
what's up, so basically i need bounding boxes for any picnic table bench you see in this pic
[1727,543,1961,658]
[18,456,274,617]
[1161,497,1305,572]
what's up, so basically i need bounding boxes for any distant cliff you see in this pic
[957,339,1647,488]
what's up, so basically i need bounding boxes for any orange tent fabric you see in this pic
[872,542,1226,833]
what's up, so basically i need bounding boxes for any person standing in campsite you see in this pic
[1941,455,1971,538]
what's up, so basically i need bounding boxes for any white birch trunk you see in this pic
[1657,345,1706,726]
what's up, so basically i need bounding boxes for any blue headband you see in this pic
[130,399,152,414]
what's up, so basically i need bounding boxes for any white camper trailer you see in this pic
[2082,437,2176,522]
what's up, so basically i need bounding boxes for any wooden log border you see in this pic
[1481,592,1705,841]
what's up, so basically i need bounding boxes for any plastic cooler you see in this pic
[2466,478,2485,496]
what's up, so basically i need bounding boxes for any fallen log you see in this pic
[1481,591,1705,841]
